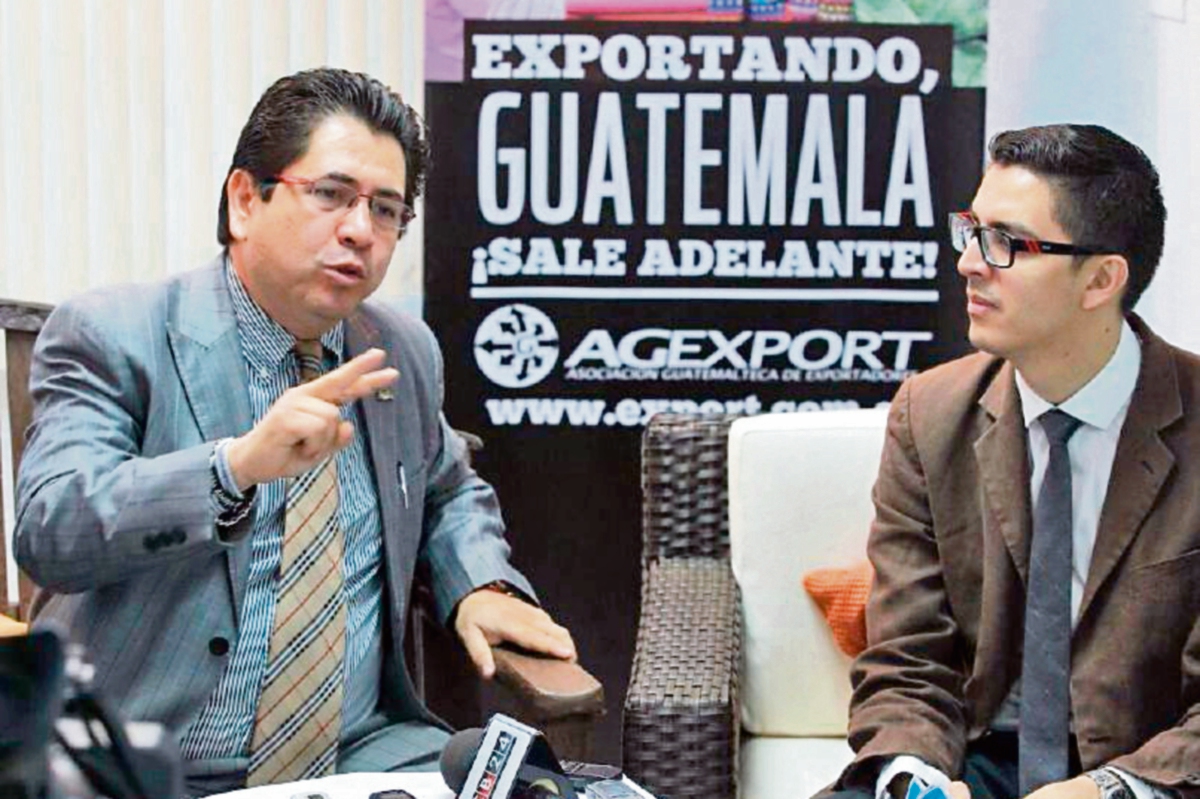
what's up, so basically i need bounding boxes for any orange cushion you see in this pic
[802,560,873,657]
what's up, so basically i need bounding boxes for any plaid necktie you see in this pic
[1019,409,1083,795]
[246,339,346,786]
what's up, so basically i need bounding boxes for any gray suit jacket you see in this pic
[14,256,532,735]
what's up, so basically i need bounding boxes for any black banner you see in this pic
[425,20,980,761]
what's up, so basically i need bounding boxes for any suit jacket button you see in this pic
[208,637,230,656]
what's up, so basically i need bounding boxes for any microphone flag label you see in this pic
[474,730,515,799]
[905,778,949,799]
[458,714,539,799]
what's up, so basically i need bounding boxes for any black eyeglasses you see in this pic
[264,175,416,237]
[948,212,1114,269]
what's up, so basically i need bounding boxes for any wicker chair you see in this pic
[622,413,743,799]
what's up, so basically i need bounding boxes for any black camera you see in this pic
[0,628,182,799]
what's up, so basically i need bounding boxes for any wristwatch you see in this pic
[210,438,255,530]
[1089,768,1135,799]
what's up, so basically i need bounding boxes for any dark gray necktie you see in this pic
[1019,409,1084,796]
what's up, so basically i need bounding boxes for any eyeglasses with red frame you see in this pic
[263,174,416,236]
[948,211,1114,269]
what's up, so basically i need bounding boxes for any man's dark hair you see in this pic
[217,67,429,245]
[987,124,1165,312]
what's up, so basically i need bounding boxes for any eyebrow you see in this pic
[324,172,406,202]
[966,208,1040,240]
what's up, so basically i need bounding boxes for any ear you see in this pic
[226,169,258,243]
[1080,254,1129,312]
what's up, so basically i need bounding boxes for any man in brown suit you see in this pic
[826,125,1200,799]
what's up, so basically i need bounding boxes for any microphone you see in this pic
[439,728,485,796]
[440,716,576,799]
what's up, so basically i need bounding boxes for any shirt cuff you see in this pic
[213,437,245,499]
[876,757,953,799]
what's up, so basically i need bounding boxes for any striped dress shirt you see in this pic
[180,261,384,761]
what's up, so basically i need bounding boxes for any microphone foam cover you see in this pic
[439,727,486,793]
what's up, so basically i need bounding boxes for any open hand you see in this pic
[454,588,577,679]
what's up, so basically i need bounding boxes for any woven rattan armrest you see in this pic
[622,557,742,799]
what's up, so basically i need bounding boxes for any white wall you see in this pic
[0,0,426,311]
[986,0,1200,352]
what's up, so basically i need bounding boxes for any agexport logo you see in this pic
[473,304,560,388]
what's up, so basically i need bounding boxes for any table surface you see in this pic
[212,772,655,799]
[214,772,452,799]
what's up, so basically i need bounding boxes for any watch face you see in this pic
[1091,770,1134,799]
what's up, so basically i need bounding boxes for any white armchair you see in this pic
[731,408,887,799]
[622,409,888,799]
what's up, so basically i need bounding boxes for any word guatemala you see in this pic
[478,92,932,228]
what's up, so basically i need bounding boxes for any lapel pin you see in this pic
[375,387,395,402]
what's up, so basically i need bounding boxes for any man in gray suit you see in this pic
[14,67,575,796]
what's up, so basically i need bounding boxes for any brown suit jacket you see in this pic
[839,316,1200,796]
